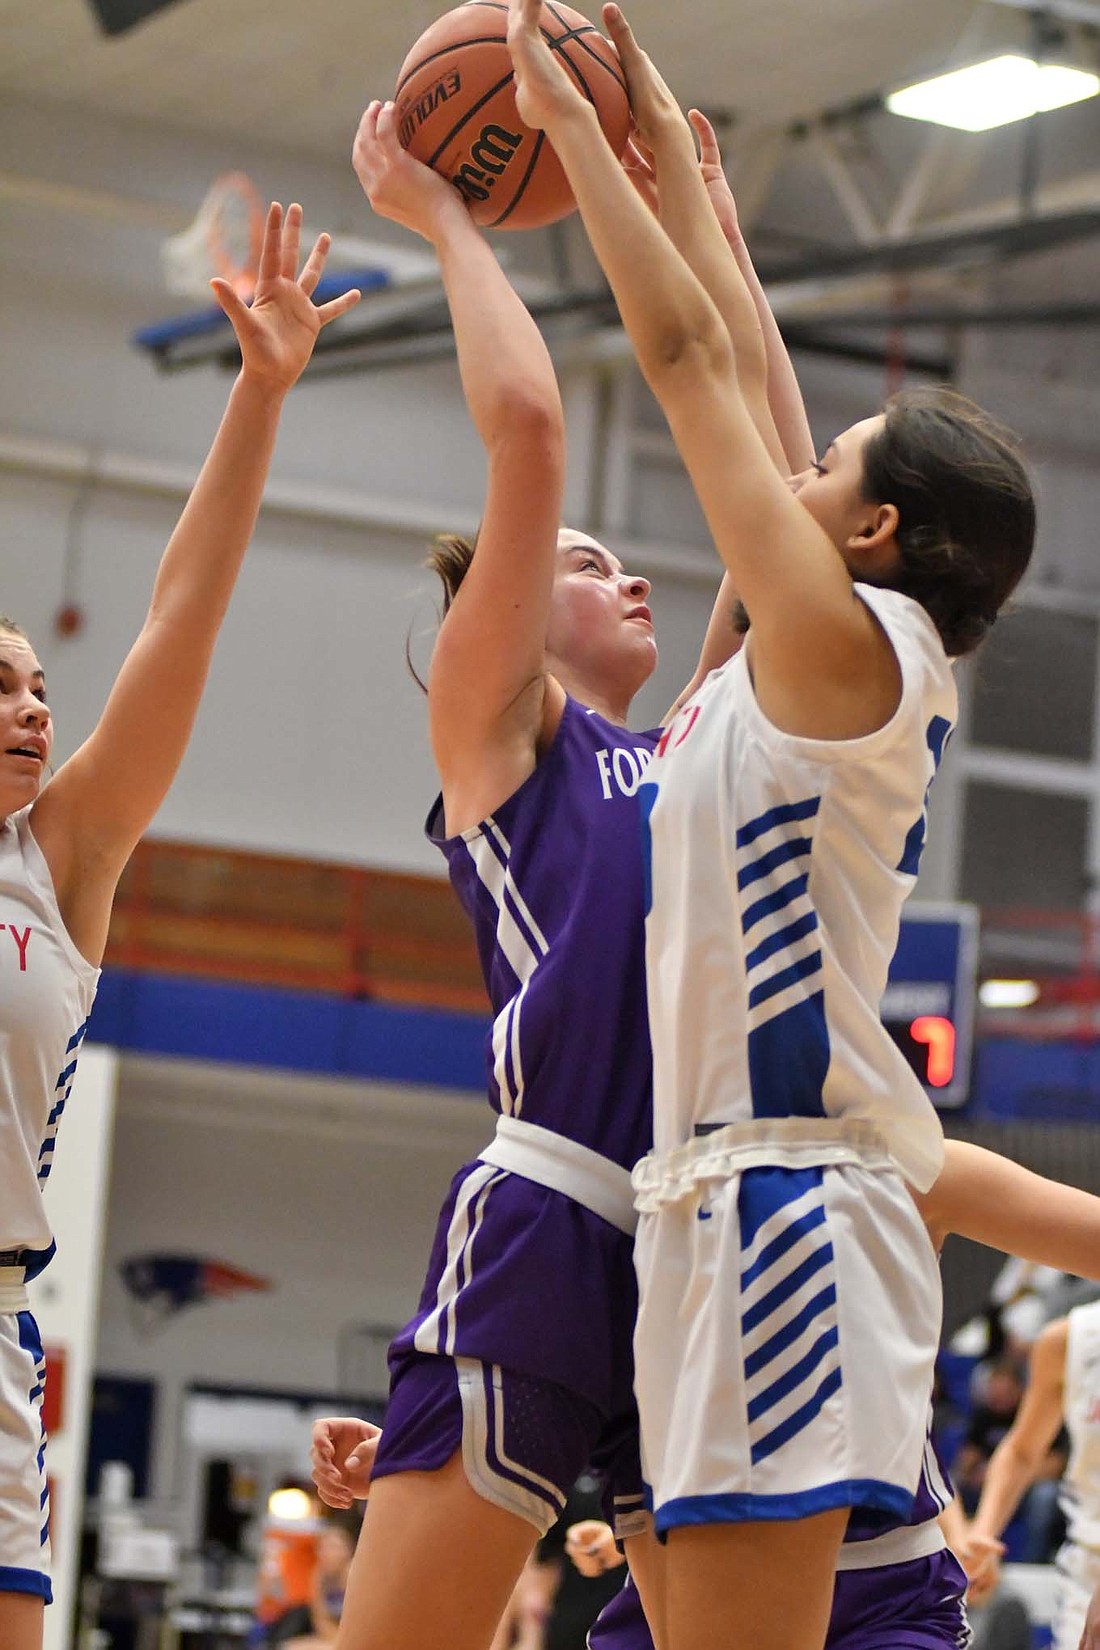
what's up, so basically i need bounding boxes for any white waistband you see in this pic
[835,1518,946,1571]
[633,1117,894,1212]
[0,1267,29,1314]
[478,1116,637,1236]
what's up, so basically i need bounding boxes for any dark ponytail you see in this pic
[861,388,1035,656]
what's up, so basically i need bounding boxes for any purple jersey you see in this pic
[428,697,658,1172]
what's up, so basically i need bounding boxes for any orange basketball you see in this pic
[394,1,631,230]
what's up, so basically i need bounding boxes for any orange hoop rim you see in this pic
[204,171,265,300]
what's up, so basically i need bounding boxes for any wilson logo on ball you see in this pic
[450,124,524,202]
[393,2,631,231]
[397,71,462,148]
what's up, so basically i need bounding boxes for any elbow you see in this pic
[490,385,564,444]
[645,316,734,388]
[486,392,565,471]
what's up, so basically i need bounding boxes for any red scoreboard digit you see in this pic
[881,905,978,1108]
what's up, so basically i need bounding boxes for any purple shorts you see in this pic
[375,1162,643,1536]
[588,1549,970,1650]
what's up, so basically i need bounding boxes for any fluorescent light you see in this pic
[979,978,1041,1009]
[887,55,1100,131]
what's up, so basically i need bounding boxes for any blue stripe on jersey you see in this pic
[747,951,823,1012]
[742,874,809,935]
[737,835,815,891]
[37,1016,89,1187]
[735,797,828,1120]
[739,1165,822,1248]
[740,1200,828,1290]
[744,911,819,974]
[743,1283,838,1381]
[735,797,821,849]
[742,1242,833,1335]
[897,715,953,876]
[750,1365,844,1465]
[16,1311,50,1549]
[20,1241,56,1284]
[747,993,830,1120]
[738,1167,842,1469]
[654,1478,913,1533]
[747,1325,840,1425]
[65,1016,90,1055]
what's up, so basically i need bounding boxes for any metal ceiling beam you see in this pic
[755,206,1100,284]
[781,300,1100,328]
[984,0,1100,25]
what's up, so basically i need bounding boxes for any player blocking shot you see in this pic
[0,204,358,1650]
[503,5,1035,1649]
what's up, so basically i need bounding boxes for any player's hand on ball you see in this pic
[211,203,359,393]
[506,0,587,131]
[310,1416,382,1507]
[353,100,469,240]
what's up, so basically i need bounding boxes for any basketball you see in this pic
[394,1,631,231]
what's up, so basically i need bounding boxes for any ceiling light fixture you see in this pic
[886,54,1099,131]
[978,978,1041,1009]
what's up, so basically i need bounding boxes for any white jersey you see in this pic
[639,585,955,1192]
[0,806,100,1269]
[1061,1301,1100,1555]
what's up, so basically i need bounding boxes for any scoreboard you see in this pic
[882,903,978,1109]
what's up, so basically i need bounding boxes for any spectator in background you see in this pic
[490,1549,561,1650]
[284,1523,357,1650]
[953,1356,1027,1515]
[967,1307,1099,1648]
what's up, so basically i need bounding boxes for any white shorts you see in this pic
[0,1273,52,1601]
[631,1119,941,1534]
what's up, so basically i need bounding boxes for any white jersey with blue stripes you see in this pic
[1061,1300,1100,1555]
[638,584,956,1192]
[0,806,100,1270]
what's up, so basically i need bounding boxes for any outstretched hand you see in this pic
[689,109,740,243]
[507,0,590,132]
[211,203,360,393]
[353,99,468,241]
[601,4,687,152]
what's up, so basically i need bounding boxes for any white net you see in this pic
[161,172,264,303]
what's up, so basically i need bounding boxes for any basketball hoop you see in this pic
[161,171,265,303]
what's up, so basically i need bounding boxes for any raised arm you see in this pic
[668,117,817,704]
[507,0,900,741]
[32,204,359,965]
[969,1319,1068,1546]
[687,108,814,476]
[353,101,565,834]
